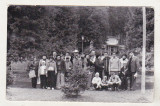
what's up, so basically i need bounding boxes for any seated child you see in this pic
[108,72,121,91]
[92,72,102,90]
[101,76,109,90]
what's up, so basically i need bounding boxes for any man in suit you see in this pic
[126,51,140,91]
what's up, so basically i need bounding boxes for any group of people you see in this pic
[27,49,140,91]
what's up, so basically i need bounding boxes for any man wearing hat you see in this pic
[72,50,82,71]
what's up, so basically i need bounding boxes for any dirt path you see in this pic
[6,87,153,102]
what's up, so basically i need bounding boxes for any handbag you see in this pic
[29,70,36,79]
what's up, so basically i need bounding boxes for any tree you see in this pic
[125,7,154,51]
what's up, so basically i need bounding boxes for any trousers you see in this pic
[56,72,65,89]
[31,77,37,88]
[40,75,47,89]
[47,71,56,88]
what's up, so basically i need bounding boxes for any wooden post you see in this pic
[141,7,146,94]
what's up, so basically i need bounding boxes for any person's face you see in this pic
[122,55,126,59]
[98,56,101,60]
[33,57,36,61]
[111,72,115,76]
[129,52,134,58]
[74,53,79,58]
[57,56,61,60]
[104,76,107,80]
[42,56,46,60]
[104,53,108,57]
[91,51,95,56]
[95,74,99,77]
[112,53,116,57]
[53,52,57,57]
[86,55,90,59]
[61,56,65,60]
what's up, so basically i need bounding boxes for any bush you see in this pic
[6,61,14,86]
[62,68,88,97]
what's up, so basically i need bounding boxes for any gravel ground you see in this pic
[6,87,153,102]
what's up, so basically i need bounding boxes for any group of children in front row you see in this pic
[92,72,121,91]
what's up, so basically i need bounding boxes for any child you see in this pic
[39,61,47,89]
[101,76,109,90]
[108,72,121,91]
[46,57,57,90]
[92,72,102,90]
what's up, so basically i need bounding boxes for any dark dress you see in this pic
[27,61,39,88]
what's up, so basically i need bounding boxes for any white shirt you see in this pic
[90,56,96,63]
[39,65,46,75]
[120,58,128,68]
[92,77,102,85]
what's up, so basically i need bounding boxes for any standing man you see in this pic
[109,53,120,75]
[89,50,96,72]
[56,55,66,89]
[103,52,110,79]
[119,54,129,90]
[53,51,57,61]
[126,51,140,91]
[95,55,104,79]
[65,57,72,82]
[72,50,82,71]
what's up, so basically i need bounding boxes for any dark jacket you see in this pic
[57,60,66,73]
[126,56,140,73]
[103,57,110,73]
[95,59,104,73]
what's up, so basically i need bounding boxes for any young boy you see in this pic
[101,76,109,90]
[92,72,102,90]
[108,72,121,91]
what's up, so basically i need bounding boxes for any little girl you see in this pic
[39,61,47,89]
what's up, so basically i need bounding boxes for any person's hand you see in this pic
[134,73,138,78]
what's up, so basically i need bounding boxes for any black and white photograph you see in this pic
[6,5,154,102]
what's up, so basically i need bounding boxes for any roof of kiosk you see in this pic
[106,38,118,46]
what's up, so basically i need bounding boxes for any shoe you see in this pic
[47,87,50,90]
[51,88,54,90]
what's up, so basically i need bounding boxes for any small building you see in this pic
[105,36,126,56]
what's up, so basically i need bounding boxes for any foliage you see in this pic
[7,6,154,86]
[125,8,154,51]
[6,53,14,86]
[61,68,88,97]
